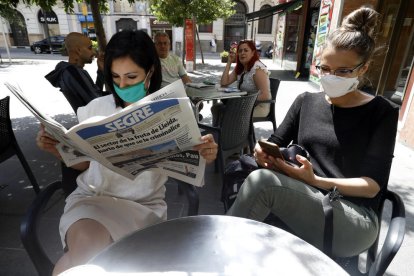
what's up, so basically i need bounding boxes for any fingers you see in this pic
[296,155,312,168]
[194,134,218,164]
[36,125,59,152]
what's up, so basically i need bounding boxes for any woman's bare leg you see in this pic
[53,219,113,275]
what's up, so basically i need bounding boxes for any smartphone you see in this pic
[258,140,284,160]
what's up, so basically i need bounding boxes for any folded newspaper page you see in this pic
[5,80,206,187]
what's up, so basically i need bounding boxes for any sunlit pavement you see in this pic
[0,51,413,275]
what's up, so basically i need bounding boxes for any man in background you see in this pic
[153,32,206,120]
[45,32,105,113]
[154,32,192,87]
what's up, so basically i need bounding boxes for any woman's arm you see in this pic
[255,145,380,198]
[253,68,271,101]
[36,124,90,172]
[279,155,380,198]
[220,52,237,86]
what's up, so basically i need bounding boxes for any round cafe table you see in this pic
[88,215,348,275]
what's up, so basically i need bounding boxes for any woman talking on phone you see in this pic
[227,7,399,257]
[212,40,271,125]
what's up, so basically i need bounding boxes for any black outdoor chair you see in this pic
[333,189,405,275]
[198,93,257,202]
[0,96,40,194]
[20,164,199,276]
[199,93,257,173]
[252,78,280,135]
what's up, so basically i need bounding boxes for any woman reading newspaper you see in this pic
[36,30,218,275]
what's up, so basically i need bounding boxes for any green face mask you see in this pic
[113,76,148,103]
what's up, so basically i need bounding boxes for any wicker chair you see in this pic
[0,96,40,194]
[252,78,280,133]
[198,93,258,203]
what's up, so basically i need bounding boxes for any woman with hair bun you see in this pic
[227,7,399,257]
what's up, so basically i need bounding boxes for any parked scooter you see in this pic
[265,44,274,58]
[255,40,263,56]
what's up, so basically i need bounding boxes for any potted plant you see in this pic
[220,51,229,63]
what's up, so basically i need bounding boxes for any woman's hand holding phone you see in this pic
[256,140,316,184]
[254,140,280,170]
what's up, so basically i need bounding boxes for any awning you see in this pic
[245,0,303,22]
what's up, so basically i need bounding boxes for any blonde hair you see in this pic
[327,7,381,63]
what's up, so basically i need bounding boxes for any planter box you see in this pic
[221,56,228,63]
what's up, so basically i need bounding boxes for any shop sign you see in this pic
[150,18,171,28]
[185,19,195,72]
[77,14,94,22]
[38,10,59,24]
[185,19,194,61]
[309,0,336,84]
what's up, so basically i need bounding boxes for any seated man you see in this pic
[45,32,105,113]
[154,32,192,88]
[154,32,204,120]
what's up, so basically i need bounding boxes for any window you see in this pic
[258,5,273,34]
[198,23,213,33]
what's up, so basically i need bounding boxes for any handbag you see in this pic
[280,144,310,167]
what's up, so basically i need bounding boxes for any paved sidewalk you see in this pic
[0,55,413,275]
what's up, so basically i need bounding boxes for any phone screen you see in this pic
[258,140,284,160]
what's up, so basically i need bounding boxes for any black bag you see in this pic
[222,145,310,210]
[222,154,258,210]
[280,144,310,167]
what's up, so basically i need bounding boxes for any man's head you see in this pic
[65,32,96,67]
[154,32,170,59]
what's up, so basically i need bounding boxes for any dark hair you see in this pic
[235,40,260,75]
[327,7,380,63]
[104,30,162,107]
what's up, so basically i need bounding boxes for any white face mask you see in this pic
[320,75,359,98]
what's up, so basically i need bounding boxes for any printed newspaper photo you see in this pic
[5,80,206,187]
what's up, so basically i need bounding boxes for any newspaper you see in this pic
[5,80,206,187]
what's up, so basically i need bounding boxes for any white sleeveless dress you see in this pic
[59,95,167,248]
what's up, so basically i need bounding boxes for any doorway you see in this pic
[9,11,29,46]
[224,1,247,50]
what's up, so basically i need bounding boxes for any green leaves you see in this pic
[150,0,235,26]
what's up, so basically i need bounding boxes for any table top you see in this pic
[186,85,247,100]
[89,215,348,275]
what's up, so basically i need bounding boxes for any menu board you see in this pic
[309,0,336,84]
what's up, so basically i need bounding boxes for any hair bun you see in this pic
[342,7,380,38]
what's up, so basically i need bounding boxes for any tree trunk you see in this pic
[90,0,107,52]
[182,18,186,66]
[196,24,204,64]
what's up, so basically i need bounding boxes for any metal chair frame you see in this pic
[334,189,405,275]
[0,96,40,194]
[252,78,280,133]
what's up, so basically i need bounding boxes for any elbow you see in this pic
[363,177,381,198]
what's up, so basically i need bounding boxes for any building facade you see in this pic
[1,0,413,148]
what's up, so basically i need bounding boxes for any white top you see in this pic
[237,60,270,98]
[59,95,167,247]
[160,54,188,87]
[73,95,168,200]
[237,60,271,117]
